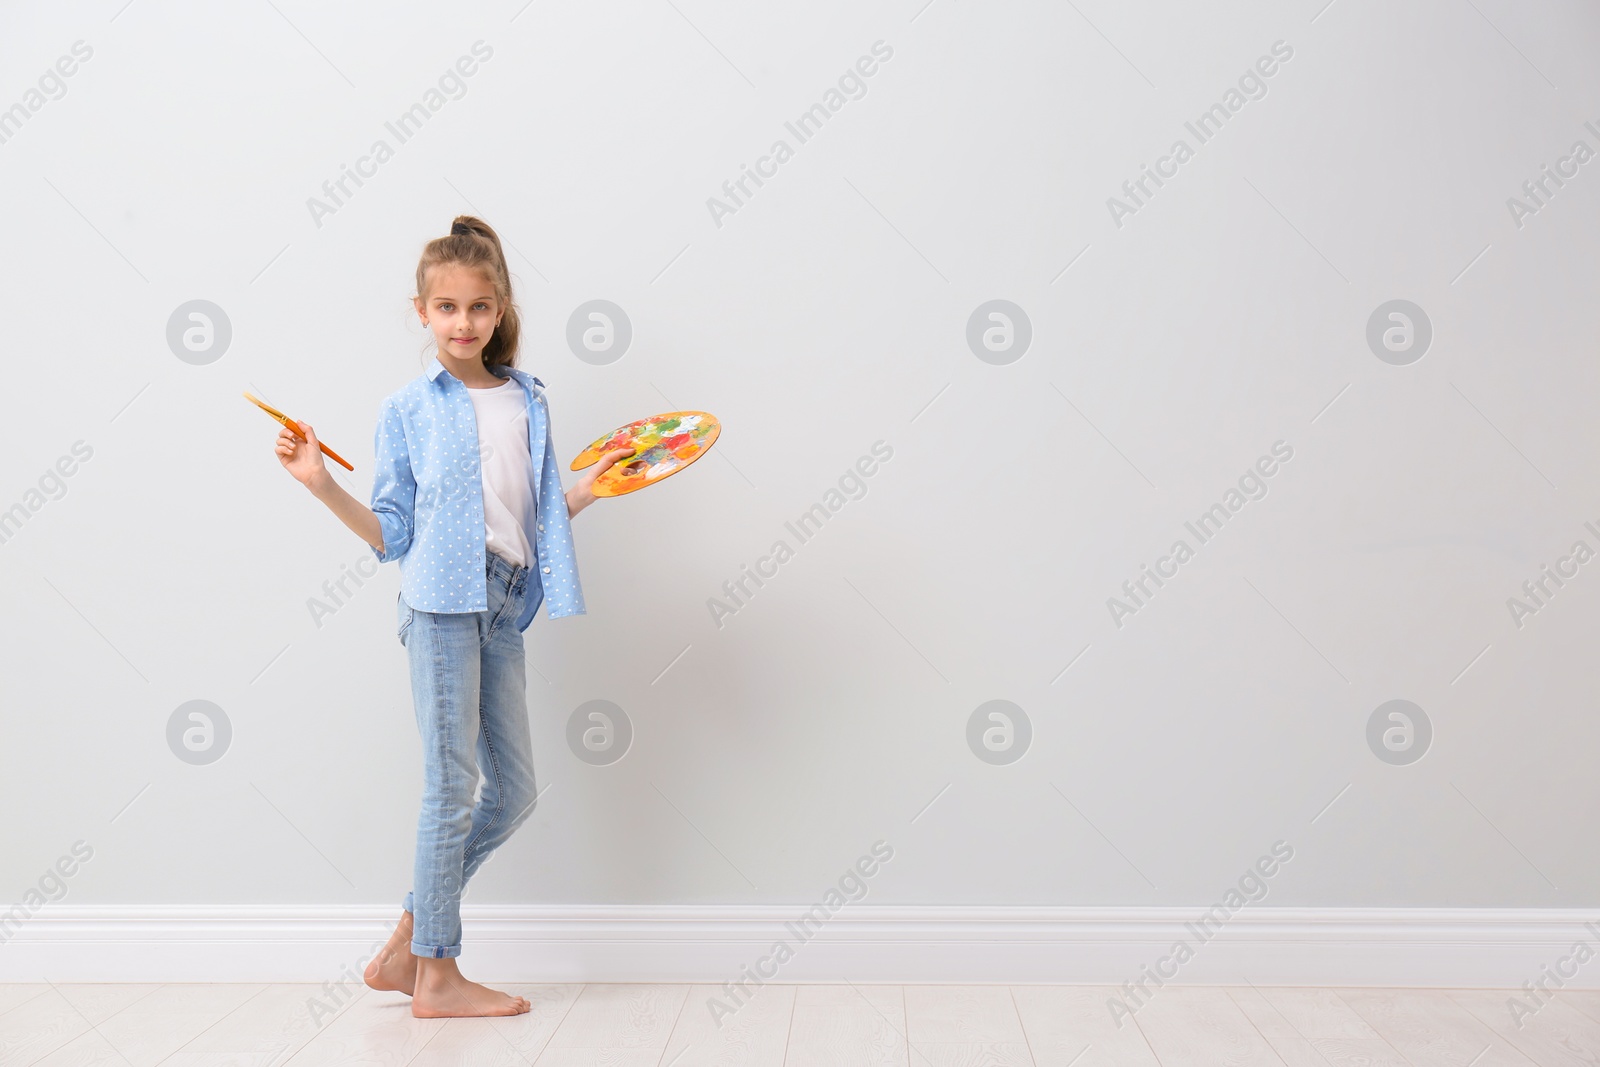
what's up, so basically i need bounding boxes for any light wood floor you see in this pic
[1,981,1593,1066]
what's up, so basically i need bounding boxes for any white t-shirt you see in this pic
[465,377,536,568]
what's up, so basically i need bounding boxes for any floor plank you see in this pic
[91,984,266,1067]
[904,985,1034,1066]
[1451,988,1600,1067]
[527,1050,665,1067]
[1011,985,1162,1067]
[1124,986,1287,1066]
[784,985,907,1067]
[654,982,794,1067]
[161,1054,301,1067]
[1231,986,1411,1067]
[31,1027,149,1067]
[278,989,442,1067]
[0,989,100,1066]
[173,982,366,1062]
[905,985,1028,1045]
[1339,987,1538,1067]
[50,984,163,1028]
[1544,989,1600,1030]
[538,983,689,1056]
[0,984,53,1017]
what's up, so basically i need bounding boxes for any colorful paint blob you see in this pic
[570,410,721,497]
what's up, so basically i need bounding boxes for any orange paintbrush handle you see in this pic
[244,391,355,471]
[299,425,354,471]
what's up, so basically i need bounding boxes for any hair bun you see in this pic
[450,221,473,236]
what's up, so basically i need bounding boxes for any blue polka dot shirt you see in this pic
[369,356,587,630]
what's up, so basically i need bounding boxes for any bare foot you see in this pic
[363,909,418,995]
[412,956,530,1018]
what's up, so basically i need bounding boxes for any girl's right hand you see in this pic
[277,419,329,489]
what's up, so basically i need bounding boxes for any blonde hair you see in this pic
[415,214,522,370]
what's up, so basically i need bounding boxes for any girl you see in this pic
[276,215,634,1018]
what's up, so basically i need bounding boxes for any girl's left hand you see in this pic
[567,446,637,517]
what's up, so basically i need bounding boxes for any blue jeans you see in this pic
[397,549,540,958]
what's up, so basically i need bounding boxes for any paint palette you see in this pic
[571,411,721,497]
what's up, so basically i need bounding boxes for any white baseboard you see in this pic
[4,905,1599,986]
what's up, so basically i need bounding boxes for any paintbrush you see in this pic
[244,391,355,471]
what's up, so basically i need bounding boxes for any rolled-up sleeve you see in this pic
[369,397,415,564]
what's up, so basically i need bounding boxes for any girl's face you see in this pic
[416,263,501,368]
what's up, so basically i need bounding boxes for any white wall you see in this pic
[3,0,1599,941]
